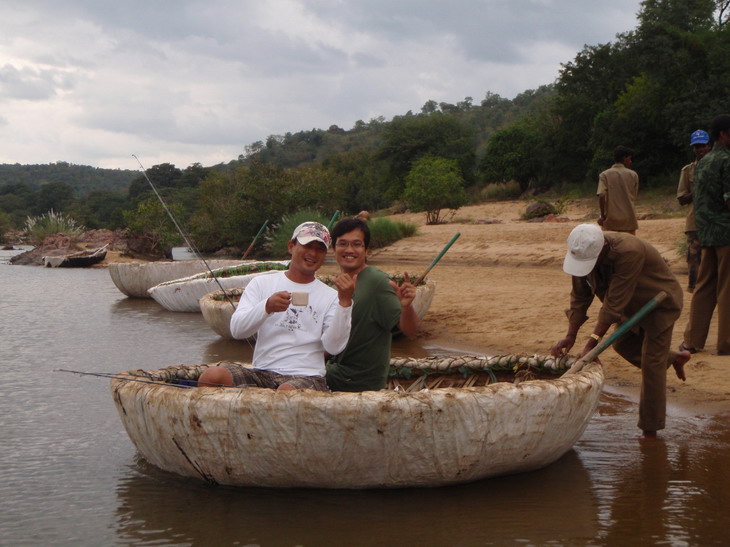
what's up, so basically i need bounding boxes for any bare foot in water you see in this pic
[672,350,691,381]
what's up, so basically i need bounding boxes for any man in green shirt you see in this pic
[681,114,730,356]
[326,218,419,391]
[676,129,711,292]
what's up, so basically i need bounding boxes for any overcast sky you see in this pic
[0,0,643,170]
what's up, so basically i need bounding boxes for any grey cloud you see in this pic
[0,65,64,101]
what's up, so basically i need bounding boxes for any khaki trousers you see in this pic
[683,245,730,354]
[613,325,677,432]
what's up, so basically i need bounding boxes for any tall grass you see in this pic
[480,181,522,201]
[368,217,418,249]
[24,209,85,244]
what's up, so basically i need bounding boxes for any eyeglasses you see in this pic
[335,240,365,249]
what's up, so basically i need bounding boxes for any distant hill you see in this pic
[0,162,137,196]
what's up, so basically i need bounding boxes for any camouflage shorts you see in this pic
[222,364,329,391]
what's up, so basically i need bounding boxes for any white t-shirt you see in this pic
[229,271,352,376]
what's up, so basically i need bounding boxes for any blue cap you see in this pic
[690,129,710,146]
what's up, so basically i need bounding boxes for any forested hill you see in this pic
[0,162,137,196]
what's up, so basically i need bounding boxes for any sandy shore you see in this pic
[360,199,730,416]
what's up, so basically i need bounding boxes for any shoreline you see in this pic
[20,197,730,416]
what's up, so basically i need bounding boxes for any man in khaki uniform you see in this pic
[677,129,711,292]
[551,224,691,438]
[597,146,639,234]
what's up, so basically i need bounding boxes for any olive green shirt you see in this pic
[694,144,730,247]
[326,266,402,392]
[597,163,639,232]
[566,233,682,334]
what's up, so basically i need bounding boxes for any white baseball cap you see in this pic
[563,224,605,277]
[291,221,331,249]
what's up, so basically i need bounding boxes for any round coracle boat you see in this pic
[109,260,246,298]
[111,354,603,489]
[199,275,436,339]
[147,261,289,312]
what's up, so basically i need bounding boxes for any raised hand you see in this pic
[390,272,416,307]
[332,273,356,307]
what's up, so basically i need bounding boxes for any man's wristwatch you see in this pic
[589,333,602,342]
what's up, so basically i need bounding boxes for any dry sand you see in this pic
[359,199,730,416]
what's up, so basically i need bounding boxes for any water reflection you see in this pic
[114,451,597,546]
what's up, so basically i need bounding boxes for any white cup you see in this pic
[291,292,309,306]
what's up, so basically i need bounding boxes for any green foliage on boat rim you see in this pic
[207,262,289,279]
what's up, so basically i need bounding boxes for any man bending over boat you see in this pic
[198,222,354,391]
[325,217,418,392]
[550,224,691,439]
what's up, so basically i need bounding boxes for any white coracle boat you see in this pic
[199,275,437,339]
[111,354,603,489]
[147,261,289,313]
[109,260,245,298]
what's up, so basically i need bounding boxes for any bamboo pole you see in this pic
[241,220,269,260]
[413,233,461,286]
[564,291,668,375]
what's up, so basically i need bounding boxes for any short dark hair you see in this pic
[331,218,370,248]
[613,146,634,163]
[709,114,730,141]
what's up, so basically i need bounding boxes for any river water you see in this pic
[1,253,729,546]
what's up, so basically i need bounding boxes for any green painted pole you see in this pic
[413,232,461,286]
[326,211,340,231]
[241,220,268,259]
[565,291,667,375]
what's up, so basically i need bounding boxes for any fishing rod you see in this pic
[56,368,241,389]
[56,369,195,389]
[132,155,237,312]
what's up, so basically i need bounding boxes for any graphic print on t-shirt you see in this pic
[275,306,320,332]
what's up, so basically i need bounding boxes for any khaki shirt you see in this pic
[566,233,682,335]
[597,163,639,231]
[676,161,697,232]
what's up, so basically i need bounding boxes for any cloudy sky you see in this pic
[0,0,643,170]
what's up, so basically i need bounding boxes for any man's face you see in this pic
[334,228,368,274]
[693,143,711,161]
[288,240,327,278]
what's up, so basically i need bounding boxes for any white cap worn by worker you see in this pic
[563,224,606,277]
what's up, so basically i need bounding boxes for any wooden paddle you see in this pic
[413,232,461,286]
[564,291,668,375]
[241,220,269,259]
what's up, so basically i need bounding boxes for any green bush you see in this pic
[24,209,85,244]
[265,209,330,258]
[368,217,418,249]
[403,156,467,224]
[0,212,12,244]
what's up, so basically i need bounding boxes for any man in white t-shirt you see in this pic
[198,222,354,391]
